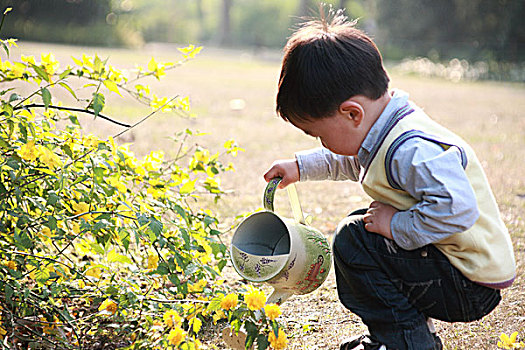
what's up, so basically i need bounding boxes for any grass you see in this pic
[10,41,525,349]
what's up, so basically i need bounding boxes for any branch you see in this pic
[14,104,131,128]
[112,96,177,139]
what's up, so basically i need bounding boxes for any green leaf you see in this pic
[47,215,58,231]
[14,231,32,250]
[68,114,80,125]
[180,228,190,249]
[94,55,103,73]
[108,250,132,264]
[62,144,72,157]
[41,87,51,109]
[1,42,8,57]
[91,93,105,117]
[245,321,258,348]
[256,334,269,349]
[2,103,13,118]
[31,64,50,82]
[271,322,279,338]
[149,217,163,237]
[156,262,170,275]
[89,242,105,255]
[229,319,242,334]
[206,298,222,313]
[6,156,19,170]
[46,192,60,206]
[5,284,14,306]
[0,88,15,96]
[9,93,21,102]
[118,229,130,251]
[18,122,27,141]
[168,273,180,286]
[59,82,78,99]
[59,68,72,80]
[218,259,227,272]
[172,204,187,221]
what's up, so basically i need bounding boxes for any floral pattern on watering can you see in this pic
[230,177,332,304]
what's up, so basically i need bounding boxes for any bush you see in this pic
[0,8,286,349]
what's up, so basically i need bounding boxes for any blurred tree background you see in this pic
[0,0,524,76]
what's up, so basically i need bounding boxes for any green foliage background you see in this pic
[1,0,523,63]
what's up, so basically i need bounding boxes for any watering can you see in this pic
[230,177,332,304]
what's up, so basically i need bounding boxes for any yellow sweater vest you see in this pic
[361,105,516,285]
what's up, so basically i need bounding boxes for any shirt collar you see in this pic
[357,89,409,166]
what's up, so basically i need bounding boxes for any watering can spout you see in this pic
[267,289,292,305]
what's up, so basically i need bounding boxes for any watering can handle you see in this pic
[264,177,307,225]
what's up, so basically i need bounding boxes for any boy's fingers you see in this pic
[369,201,381,208]
[263,167,281,182]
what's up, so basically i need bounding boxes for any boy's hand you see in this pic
[363,201,398,240]
[264,159,300,189]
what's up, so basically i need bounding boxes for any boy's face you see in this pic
[291,110,365,156]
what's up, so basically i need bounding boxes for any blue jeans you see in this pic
[333,209,501,350]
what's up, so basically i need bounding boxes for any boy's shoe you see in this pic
[339,333,443,350]
[339,335,387,350]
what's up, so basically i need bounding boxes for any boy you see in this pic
[263,9,516,350]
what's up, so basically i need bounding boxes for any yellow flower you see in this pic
[143,151,164,171]
[5,260,16,270]
[85,265,102,279]
[268,328,287,350]
[244,286,266,311]
[107,177,127,193]
[178,44,202,59]
[176,96,190,112]
[498,332,525,349]
[150,94,172,112]
[70,222,80,235]
[21,54,36,65]
[163,309,182,328]
[41,226,52,236]
[72,201,92,221]
[41,53,60,76]
[147,254,159,270]
[18,141,39,161]
[82,134,101,149]
[147,58,166,79]
[167,327,186,346]
[188,279,207,293]
[264,303,281,321]
[220,293,238,311]
[98,299,118,315]
[38,145,62,170]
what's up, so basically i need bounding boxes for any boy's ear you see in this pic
[339,100,364,126]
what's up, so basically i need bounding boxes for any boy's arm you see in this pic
[388,138,480,250]
[295,147,361,182]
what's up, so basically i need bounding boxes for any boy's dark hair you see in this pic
[276,8,389,123]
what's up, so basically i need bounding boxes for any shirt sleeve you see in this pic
[390,138,480,250]
[295,147,360,182]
